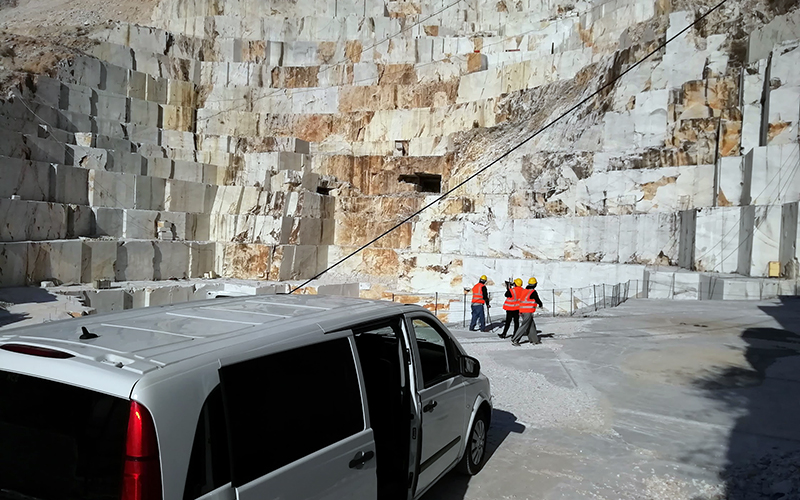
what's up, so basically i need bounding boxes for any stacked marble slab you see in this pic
[0,25,336,287]
[3,0,800,299]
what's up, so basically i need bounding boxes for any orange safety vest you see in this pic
[471,283,486,304]
[502,286,523,311]
[519,288,538,314]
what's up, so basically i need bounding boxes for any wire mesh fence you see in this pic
[385,276,800,326]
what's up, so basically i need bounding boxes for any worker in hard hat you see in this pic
[469,275,490,332]
[512,277,543,346]
[499,278,524,338]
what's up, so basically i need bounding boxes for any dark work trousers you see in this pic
[512,312,539,344]
[469,303,486,331]
[501,310,519,337]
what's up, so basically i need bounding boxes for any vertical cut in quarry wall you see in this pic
[0,0,799,293]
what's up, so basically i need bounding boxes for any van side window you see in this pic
[219,338,364,487]
[410,317,459,388]
[183,386,230,500]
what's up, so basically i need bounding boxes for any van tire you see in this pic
[457,411,488,475]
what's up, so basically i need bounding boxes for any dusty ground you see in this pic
[0,0,157,93]
[2,288,799,498]
[425,298,800,500]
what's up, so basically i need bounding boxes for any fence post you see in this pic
[570,288,573,316]
[462,290,467,328]
[392,293,395,302]
[636,279,639,298]
[435,292,438,316]
[759,279,763,300]
[602,283,606,308]
[552,289,556,317]
[671,274,675,299]
[593,285,597,311]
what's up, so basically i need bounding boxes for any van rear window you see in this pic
[0,370,129,500]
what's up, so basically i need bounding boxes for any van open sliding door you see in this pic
[218,336,378,500]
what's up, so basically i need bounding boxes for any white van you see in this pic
[0,294,492,500]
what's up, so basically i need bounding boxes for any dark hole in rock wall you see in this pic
[317,186,332,195]
[398,173,441,193]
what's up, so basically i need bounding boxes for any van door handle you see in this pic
[349,450,375,469]
[423,400,438,413]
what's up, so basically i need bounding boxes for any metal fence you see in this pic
[386,276,800,326]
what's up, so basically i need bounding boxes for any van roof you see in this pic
[0,295,418,396]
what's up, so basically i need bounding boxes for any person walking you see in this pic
[469,275,490,332]
[512,277,543,346]
[499,278,524,339]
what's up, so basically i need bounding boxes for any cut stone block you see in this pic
[291,245,318,279]
[92,207,124,237]
[82,289,128,312]
[173,160,205,183]
[165,179,206,213]
[211,185,244,214]
[222,243,272,279]
[188,242,215,278]
[88,169,136,208]
[51,164,90,205]
[114,241,155,281]
[160,212,196,240]
[0,199,67,242]
[128,125,161,145]
[67,204,93,238]
[108,150,147,176]
[0,157,50,201]
[147,157,174,178]
[128,98,161,127]
[0,242,29,287]
[134,176,166,211]
[25,135,67,164]
[750,205,783,277]
[80,240,118,282]
[27,240,82,285]
[123,209,159,239]
[94,89,128,122]
[69,145,109,170]
[154,241,190,279]
[209,214,238,241]
[146,76,168,104]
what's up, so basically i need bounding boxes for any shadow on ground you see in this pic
[0,287,59,329]
[692,296,800,499]
[420,409,524,500]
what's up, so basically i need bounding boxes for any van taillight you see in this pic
[0,344,73,358]
[121,401,162,500]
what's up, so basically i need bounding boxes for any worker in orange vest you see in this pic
[512,277,543,346]
[469,275,490,332]
[499,278,524,339]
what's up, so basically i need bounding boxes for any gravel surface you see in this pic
[464,340,608,433]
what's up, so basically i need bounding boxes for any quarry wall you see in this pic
[0,0,799,298]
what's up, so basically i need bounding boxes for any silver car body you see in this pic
[0,294,491,500]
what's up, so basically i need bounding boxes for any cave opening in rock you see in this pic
[398,173,442,193]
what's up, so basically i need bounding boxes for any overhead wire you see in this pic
[289,0,733,293]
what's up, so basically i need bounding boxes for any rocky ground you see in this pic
[424,298,800,500]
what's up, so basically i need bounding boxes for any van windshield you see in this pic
[0,370,129,500]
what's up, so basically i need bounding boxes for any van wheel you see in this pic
[457,412,488,475]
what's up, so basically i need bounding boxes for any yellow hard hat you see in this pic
[528,277,537,285]
[479,275,487,282]
[514,278,523,286]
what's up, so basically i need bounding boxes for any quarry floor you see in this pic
[429,298,800,500]
[2,292,799,499]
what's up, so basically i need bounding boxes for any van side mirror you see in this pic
[460,355,481,378]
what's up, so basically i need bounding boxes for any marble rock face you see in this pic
[2,1,800,292]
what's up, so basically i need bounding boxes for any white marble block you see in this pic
[81,240,118,282]
[114,240,155,281]
[88,169,136,208]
